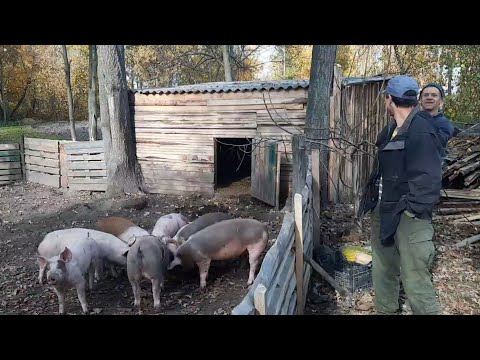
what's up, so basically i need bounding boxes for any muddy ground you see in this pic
[0,177,284,315]
[1,176,480,315]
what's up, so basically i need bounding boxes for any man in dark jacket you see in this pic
[358,75,442,315]
[420,82,454,147]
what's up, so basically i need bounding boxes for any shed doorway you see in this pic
[214,138,252,190]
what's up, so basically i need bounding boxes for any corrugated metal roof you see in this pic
[131,76,393,95]
[342,75,394,86]
[132,80,310,95]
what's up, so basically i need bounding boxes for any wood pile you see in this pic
[442,136,480,190]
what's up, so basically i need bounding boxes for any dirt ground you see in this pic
[305,203,480,315]
[0,177,284,315]
[2,175,479,315]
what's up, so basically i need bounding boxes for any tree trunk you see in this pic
[393,45,406,74]
[97,45,146,197]
[447,65,453,96]
[0,57,9,124]
[88,45,98,141]
[61,45,77,141]
[305,45,337,208]
[222,45,233,82]
[10,76,32,119]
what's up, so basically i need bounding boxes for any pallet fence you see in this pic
[0,143,22,185]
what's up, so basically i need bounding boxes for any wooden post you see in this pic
[352,152,362,232]
[328,65,342,203]
[294,193,304,315]
[292,134,306,197]
[275,151,281,210]
[254,284,267,315]
[59,142,68,189]
[20,135,26,181]
[312,149,321,247]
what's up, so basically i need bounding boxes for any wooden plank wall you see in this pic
[232,168,313,315]
[64,140,107,191]
[132,89,307,197]
[24,138,61,187]
[331,80,389,203]
[0,143,22,185]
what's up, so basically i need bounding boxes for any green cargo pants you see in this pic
[370,204,441,315]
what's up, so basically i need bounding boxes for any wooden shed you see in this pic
[129,80,309,208]
[129,74,391,207]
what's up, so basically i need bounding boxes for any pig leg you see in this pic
[151,278,162,310]
[38,267,44,285]
[110,264,118,278]
[75,280,89,314]
[246,243,265,285]
[197,259,211,290]
[130,279,142,309]
[95,261,103,282]
[88,264,95,291]
[53,287,66,315]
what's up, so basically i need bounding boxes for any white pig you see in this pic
[168,218,268,289]
[151,213,189,241]
[37,228,129,283]
[171,212,233,246]
[37,236,100,315]
[127,235,172,311]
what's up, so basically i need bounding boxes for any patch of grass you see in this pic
[0,125,63,144]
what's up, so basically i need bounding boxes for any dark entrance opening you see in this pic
[215,138,252,188]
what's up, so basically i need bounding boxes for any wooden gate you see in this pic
[251,139,280,208]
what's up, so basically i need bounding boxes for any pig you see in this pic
[96,216,149,246]
[37,228,129,284]
[151,213,189,241]
[171,212,234,246]
[37,236,101,314]
[127,235,172,310]
[168,218,268,289]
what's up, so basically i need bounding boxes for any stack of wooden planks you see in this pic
[443,136,480,189]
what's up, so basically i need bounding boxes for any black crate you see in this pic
[313,245,372,294]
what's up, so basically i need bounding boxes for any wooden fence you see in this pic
[63,140,107,191]
[232,164,313,315]
[21,137,107,191]
[0,143,22,185]
[328,69,390,205]
[24,138,61,187]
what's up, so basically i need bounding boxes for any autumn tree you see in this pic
[97,45,145,196]
[61,45,77,140]
[0,45,35,124]
[125,45,264,88]
[222,45,233,81]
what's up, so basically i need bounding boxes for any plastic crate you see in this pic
[313,245,372,294]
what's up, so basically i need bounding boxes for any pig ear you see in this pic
[37,256,48,268]
[60,247,72,263]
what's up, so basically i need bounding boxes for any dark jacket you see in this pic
[431,112,454,148]
[358,108,444,246]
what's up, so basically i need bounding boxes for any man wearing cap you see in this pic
[420,83,455,147]
[359,75,442,315]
